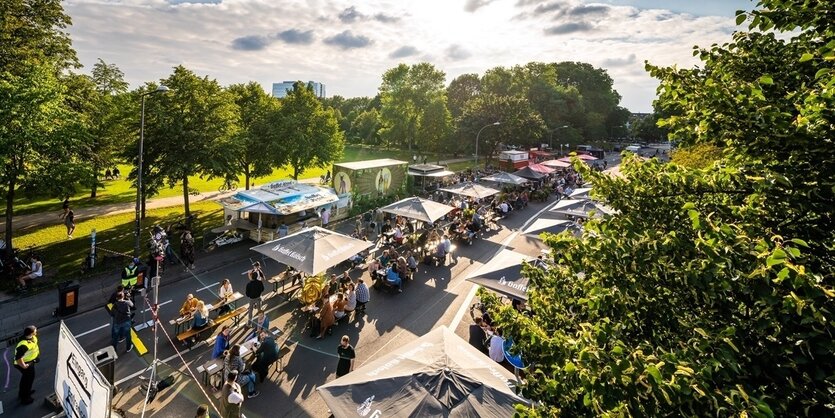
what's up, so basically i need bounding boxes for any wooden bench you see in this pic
[176,306,247,347]
[197,326,285,387]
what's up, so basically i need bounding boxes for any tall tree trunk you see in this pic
[90,162,99,198]
[141,186,147,219]
[5,176,15,249]
[182,176,191,217]
[292,165,299,180]
[244,167,251,190]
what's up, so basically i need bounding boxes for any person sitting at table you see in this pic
[393,225,404,245]
[368,258,383,281]
[396,256,409,281]
[179,293,200,317]
[191,301,211,330]
[249,309,269,340]
[217,279,234,315]
[378,249,391,267]
[212,326,231,359]
[498,200,510,217]
[385,262,403,293]
[328,274,340,296]
[223,345,259,398]
[380,219,392,241]
[316,294,336,339]
[333,293,347,320]
[406,251,418,274]
[251,330,280,383]
[344,283,357,318]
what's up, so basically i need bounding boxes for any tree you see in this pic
[483,1,835,416]
[416,98,452,162]
[141,66,239,217]
[272,82,344,180]
[76,59,131,198]
[446,73,481,119]
[378,63,448,150]
[459,94,545,163]
[0,0,78,74]
[0,61,73,247]
[349,108,382,145]
[226,82,279,190]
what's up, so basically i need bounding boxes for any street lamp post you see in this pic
[475,121,500,168]
[135,85,169,257]
[549,125,569,152]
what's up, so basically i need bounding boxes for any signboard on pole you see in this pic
[56,321,112,418]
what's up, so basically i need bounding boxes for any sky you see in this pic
[63,0,756,113]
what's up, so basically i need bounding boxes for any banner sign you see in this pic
[55,321,112,418]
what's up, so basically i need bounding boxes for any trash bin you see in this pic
[56,280,80,316]
[89,346,118,394]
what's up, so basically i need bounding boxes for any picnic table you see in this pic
[170,291,244,334]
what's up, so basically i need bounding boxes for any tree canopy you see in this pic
[482,1,835,416]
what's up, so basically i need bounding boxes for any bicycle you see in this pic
[218,180,238,192]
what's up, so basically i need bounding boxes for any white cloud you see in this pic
[63,0,746,111]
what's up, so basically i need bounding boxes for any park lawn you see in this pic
[6,146,442,217]
[9,201,224,290]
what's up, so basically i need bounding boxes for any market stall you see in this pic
[218,180,347,243]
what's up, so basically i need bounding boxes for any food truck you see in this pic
[217,179,350,243]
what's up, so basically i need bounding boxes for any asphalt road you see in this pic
[0,197,559,418]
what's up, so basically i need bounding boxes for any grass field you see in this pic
[9,201,224,290]
[7,146,441,217]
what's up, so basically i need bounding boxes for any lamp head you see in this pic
[155,85,170,94]
[493,122,501,126]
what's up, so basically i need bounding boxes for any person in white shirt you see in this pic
[321,207,330,226]
[499,201,510,215]
[16,255,43,289]
[217,278,234,315]
[488,330,505,363]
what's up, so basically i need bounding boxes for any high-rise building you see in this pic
[271,81,326,98]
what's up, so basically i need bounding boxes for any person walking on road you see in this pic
[15,325,39,405]
[181,229,196,269]
[245,262,265,327]
[111,292,134,353]
[336,335,356,377]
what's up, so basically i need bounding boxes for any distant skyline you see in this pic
[64,0,755,112]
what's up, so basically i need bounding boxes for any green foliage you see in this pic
[226,82,279,189]
[459,94,546,162]
[670,143,724,169]
[0,0,78,73]
[0,60,75,247]
[484,1,835,416]
[272,81,344,179]
[140,66,240,216]
[379,63,448,150]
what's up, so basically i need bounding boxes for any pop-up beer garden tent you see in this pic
[251,226,373,275]
[317,326,528,418]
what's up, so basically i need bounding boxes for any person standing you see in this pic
[336,335,355,377]
[355,278,370,315]
[111,292,134,353]
[15,326,39,405]
[321,207,330,226]
[221,371,244,418]
[181,229,196,270]
[468,317,489,355]
[245,263,265,327]
[252,330,279,383]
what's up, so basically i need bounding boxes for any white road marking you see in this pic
[195,282,219,293]
[134,320,155,331]
[74,323,110,339]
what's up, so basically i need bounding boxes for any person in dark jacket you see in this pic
[245,263,265,327]
[111,292,133,353]
[251,330,280,383]
[468,316,489,355]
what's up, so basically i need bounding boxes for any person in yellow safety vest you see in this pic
[15,325,39,405]
[122,257,140,288]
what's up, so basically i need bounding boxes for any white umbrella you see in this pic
[250,226,373,275]
[379,197,455,223]
[568,187,592,200]
[523,218,581,238]
[481,172,529,185]
[439,182,500,199]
